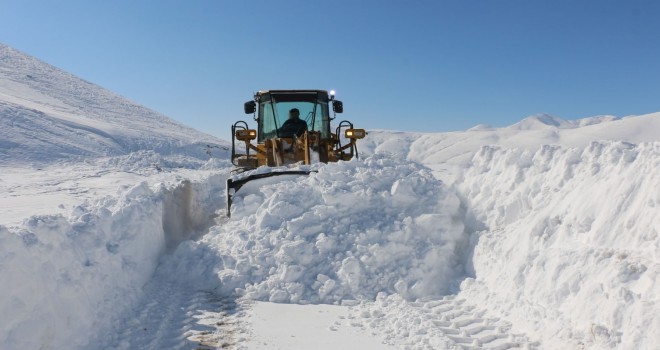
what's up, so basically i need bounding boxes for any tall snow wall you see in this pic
[456,141,660,349]
[0,174,227,349]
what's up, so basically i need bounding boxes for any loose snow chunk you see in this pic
[176,155,468,304]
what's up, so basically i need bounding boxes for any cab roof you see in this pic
[254,90,332,102]
[256,89,330,95]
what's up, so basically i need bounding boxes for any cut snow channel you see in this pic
[100,155,514,349]
[2,154,542,349]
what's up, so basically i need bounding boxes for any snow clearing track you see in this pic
[352,295,538,350]
[86,155,540,349]
[3,153,539,349]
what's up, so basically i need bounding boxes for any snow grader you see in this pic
[226,89,366,215]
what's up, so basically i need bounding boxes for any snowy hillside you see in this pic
[0,43,227,165]
[1,43,659,350]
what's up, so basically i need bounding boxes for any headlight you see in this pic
[236,129,257,141]
[345,128,366,139]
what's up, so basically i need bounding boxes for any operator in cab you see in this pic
[278,108,308,137]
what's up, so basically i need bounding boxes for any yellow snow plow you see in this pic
[227,90,365,215]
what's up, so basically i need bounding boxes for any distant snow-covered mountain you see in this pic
[0,43,228,165]
[508,113,572,130]
[509,113,624,130]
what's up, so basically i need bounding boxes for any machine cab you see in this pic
[232,89,362,169]
[228,89,364,216]
[245,90,341,143]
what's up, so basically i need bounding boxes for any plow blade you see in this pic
[226,170,316,217]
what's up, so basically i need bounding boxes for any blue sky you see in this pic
[2,0,659,140]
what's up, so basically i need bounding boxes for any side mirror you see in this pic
[244,101,256,114]
[333,100,343,114]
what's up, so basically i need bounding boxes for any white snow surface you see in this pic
[1,43,659,349]
[164,155,467,304]
[455,141,659,349]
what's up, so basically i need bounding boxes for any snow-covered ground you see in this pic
[1,43,658,350]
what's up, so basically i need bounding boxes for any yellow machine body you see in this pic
[230,90,364,169]
[226,90,365,216]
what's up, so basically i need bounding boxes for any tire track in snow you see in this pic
[351,295,539,349]
[101,281,248,350]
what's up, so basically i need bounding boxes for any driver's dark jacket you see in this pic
[278,118,308,137]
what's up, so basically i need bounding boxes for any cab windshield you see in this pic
[258,91,330,141]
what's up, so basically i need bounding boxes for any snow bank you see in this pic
[456,141,660,349]
[160,155,469,304]
[0,174,227,349]
[361,113,660,184]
